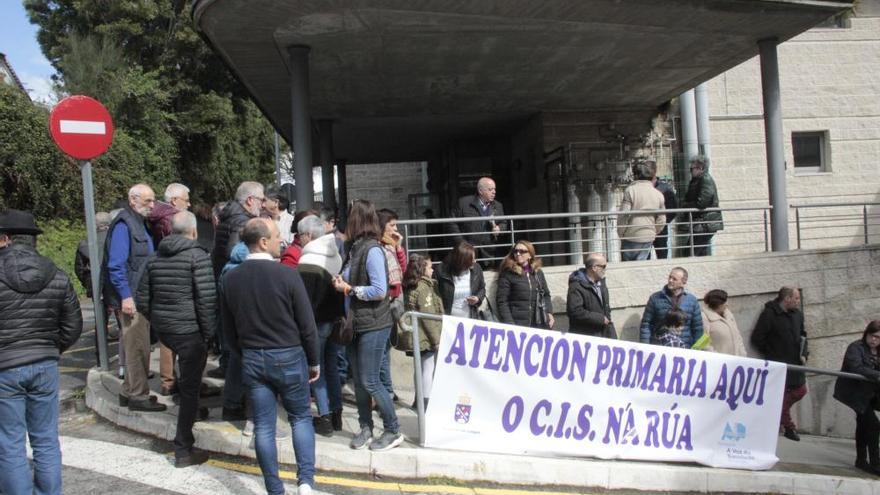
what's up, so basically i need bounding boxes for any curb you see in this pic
[85,369,879,494]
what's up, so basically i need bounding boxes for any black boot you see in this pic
[313,415,333,437]
[331,409,343,431]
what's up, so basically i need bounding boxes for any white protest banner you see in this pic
[424,316,786,470]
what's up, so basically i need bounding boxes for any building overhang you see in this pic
[193,0,852,163]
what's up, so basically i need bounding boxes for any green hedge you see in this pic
[37,219,86,296]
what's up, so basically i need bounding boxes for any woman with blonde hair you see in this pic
[495,240,554,329]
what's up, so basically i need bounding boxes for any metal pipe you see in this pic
[318,119,336,210]
[273,132,281,187]
[796,208,801,250]
[864,205,869,244]
[688,212,695,257]
[787,364,874,382]
[410,311,426,445]
[337,160,348,225]
[679,89,699,183]
[695,82,712,159]
[763,209,769,252]
[759,38,790,252]
[288,45,314,211]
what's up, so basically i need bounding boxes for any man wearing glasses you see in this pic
[102,184,166,411]
[212,181,265,279]
[682,156,723,257]
[209,181,265,394]
[566,253,617,338]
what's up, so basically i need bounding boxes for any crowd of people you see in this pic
[0,166,878,495]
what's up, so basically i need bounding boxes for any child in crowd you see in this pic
[401,254,444,410]
[656,308,689,349]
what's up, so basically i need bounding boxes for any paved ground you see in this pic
[67,299,880,494]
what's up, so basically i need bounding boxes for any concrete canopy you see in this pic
[193,0,851,163]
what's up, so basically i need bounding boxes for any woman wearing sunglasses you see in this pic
[495,240,554,329]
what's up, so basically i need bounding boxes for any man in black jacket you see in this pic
[652,177,677,260]
[209,181,265,381]
[221,218,320,494]
[682,156,723,257]
[449,177,506,266]
[211,181,265,279]
[566,253,617,338]
[0,210,82,494]
[137,211,216,468]
[751,287,809,441]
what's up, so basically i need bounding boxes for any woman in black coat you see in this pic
[834,320,880,475]
[434,241,486,319]
[495,240,554,329]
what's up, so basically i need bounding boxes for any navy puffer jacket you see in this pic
[638,286,704,347]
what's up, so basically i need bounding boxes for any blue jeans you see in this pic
[242,348,315,493]
[380,336,395,396]
[348,327,399,433]
[0,359,61,495]
[621,240,653,261]
[310,322,342,416]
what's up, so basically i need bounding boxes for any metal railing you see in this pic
[399,202,880,266]
[399,205,773,266]
[791,202,880,250]
[400,311,874,446]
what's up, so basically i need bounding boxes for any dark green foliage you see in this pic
[37,219,86,296]
[0,84,80,218]
[16,0,276,217]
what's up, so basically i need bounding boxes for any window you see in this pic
[791,131,829,174]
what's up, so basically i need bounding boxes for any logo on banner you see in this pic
[721,422,747,442]
[454,394,472,424]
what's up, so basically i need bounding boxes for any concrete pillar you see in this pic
[337,159,348,226]
[288,45,314,211]
[694,83,712,159]
[318,119,336,210]
[759,38,790,252]
[679,89,699,182]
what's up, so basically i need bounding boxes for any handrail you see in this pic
[400,311,876,446]
[790,202,880,209]
[397,205,773,226]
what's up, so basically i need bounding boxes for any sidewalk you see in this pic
[85,352,880,495]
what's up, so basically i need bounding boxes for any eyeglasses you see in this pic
[251,195,267,204]
[593,264,607,269]
[512,249,529,255]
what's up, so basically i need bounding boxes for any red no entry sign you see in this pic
[49,95,114,160]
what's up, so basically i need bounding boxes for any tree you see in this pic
[24,0,276,211]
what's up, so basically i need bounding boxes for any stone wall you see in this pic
[704,15,880,254]
[344,162,426,219]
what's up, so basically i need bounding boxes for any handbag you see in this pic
[330,311,354,346]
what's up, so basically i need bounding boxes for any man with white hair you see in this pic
[450,177,506,266]
[212,181,265,280]
[209,181,265,394]
[101,183,166,412]
[148,182,192,396]
[137,211,216,466]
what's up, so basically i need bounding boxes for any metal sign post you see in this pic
[49,95,115,371]
[81,161,109,370]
